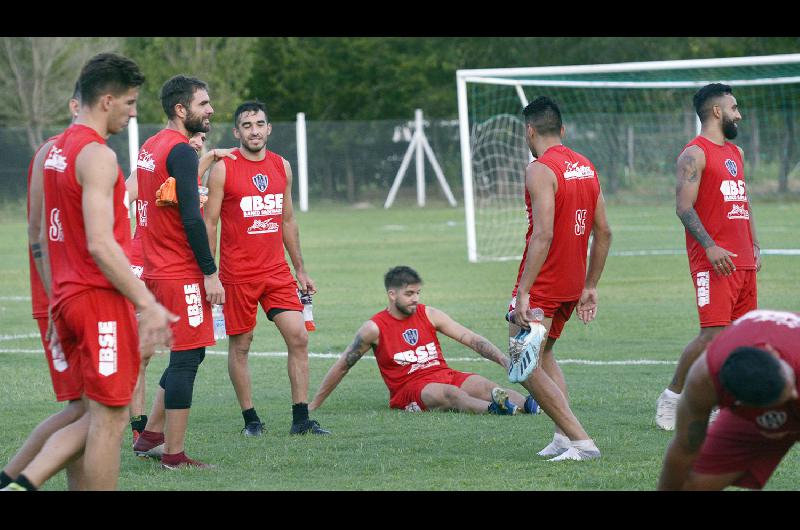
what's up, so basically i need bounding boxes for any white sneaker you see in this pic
[537,440,570,457]
[708,406,720,425]
[548,446,601,462]
[655,389,679,431]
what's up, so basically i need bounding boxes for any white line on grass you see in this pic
[611,248,800,256]
[0,348,677,365]
[0,333,40,342]
[0,296,32,301]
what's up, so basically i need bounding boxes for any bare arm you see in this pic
[125,168,138,205]
[676,146,736,275]
[28,141,54,298]
[197,148,236,182]
[512,162,556,328]
[578,191,612,324]
[657,353,717,490]
[203,159,226,260]
[281,159,316,294]
[309,320,379,410]
[426,306,508,370]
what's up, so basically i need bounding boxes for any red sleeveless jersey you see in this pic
[28,135,60,318]
[42,124,131,313]
[218,149,291,284]
[371,304,450,400]
[683,136,754,274]
[706,309,800,435]
[136,129,201,280]
[514,145,601,301]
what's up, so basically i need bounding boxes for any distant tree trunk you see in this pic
[779,108,795,193]
[344,148,356,202]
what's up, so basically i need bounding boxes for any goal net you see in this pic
[457,54,800,262]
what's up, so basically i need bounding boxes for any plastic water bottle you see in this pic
[212,304,226,340]
[505,306,545,324]
[299,292,316,332]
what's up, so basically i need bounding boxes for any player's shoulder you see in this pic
[679,143,705,162]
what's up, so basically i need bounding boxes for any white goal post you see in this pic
[457,54,800,263]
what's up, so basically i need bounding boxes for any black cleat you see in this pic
[241,421,265,437]
[289,419,330,435]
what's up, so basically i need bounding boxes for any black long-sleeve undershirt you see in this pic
[166,142,217,276]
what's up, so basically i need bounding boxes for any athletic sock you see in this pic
[553,432,570,446]
[130,415,148,433]
[0,470,13,489]
[242,408,261,426]
[663,389,680,399]
[292,403,309,425]
[14,474,37,491]
[162,452,187,465]
[139,430,165,443]
[571,439,599,452]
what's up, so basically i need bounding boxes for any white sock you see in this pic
[571,439,599,452]
[553,432,570,446]
[662,389,680,399]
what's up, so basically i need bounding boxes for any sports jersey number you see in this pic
[574,209,587,236]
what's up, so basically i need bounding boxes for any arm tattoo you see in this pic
[468,335,501,362]
[344,334,366,368]
[678,154,699,183]
[678,208,715,249]
[31,242,42,258]
[686,420,708,451]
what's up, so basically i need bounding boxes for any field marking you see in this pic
[0,348,677,366]
[0,333,40,342]
[611,248,800,256]
[0,296,32,301]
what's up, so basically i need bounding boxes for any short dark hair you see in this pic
[234,100,269,127]
[160,75,209,119]
[523,96,563,136]
[719,346,785,406]
[384,266,422,290]
[77,53,145,106]
[693,83,733,123]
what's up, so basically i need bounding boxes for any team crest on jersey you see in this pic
[756,410,787,430]
[724,159,738,177]
[402,329,419,346]
[252,173,269,193]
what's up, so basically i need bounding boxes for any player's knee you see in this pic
[163,348,205,409]
[286,328,309,352]
[230,332,254,356]
[440,385,461,406]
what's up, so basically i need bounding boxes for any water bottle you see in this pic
[212,304,226,340]
[505,306,545,324]
[299,291,316,332]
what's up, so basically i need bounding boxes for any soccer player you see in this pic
[5,53,176,491]
[655,83,761,431]
[309,266,535,415]
[657,310,799,490]
[131,75,225,469]
[508,96,612,461]
[203,100,327,436]
[0,88,86,491]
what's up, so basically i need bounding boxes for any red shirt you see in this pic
[707,309,800,436]
[137,129,201,280]
[218,149,291,284]
[371,304,451,401]
[683,136,755,274]
[514,145,601,301]
[42,124,131,313]
[28,135,60,318]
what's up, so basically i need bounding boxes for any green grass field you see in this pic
[1,198,799,490]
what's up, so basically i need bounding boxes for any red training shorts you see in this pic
[390,368,475,411]
[52,289,140,407]
[36,316,82,402]
[693,269,757,328]
[509,296,579,340]
[692,408,799,489]
[222,274,303,335]
[145,277,214,351]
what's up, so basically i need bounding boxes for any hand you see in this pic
[577,287,598,324]
[204,272,225,305]
[296,271,317,295]
[212,148,237,162]
[705,245,737,276]
[511,292,532,329]
[137,302,179,355]
[754,244,762,272]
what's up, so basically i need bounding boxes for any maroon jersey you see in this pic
[218,149,291,284]
[371,304,451,400]
[707,309,800,436]
[683,136,755,274]
[137,129,201,280]
[514,145,601,301]
[28,135,60,318]
[42,124,131,313]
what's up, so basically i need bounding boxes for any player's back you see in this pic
[28,135,60,319]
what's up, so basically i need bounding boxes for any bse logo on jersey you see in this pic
[240,194,284,218]
[246,218,280,235]
[44,146,67,172]
[97,321,118,377]
[137,150,156,172]
[719,179,747,202]
[184,283,204,327]
[392,341,441,374]
[696,271,710,307]
[402,328,419,346]
[252,173,269,193]
[756,411,788,430]
[724,158,738,177]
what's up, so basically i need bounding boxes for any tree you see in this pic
[0,37,119,152]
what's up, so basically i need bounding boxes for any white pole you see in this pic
[419,134,457,206]
[457,75,478,262]
[128,116,139,174]
[296,112,309,212]
[696,115,702,136]
[384,134,418,208]
[415,109,425,207]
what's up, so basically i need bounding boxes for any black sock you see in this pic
[130,415,148,433]
[242,408,260,425]
[14,474,37,491]
[0,470,13,489]
[292,403,309,424]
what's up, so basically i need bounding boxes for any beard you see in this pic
[241,136,266,154]
[722,115,739,140]
[185,110,210,134]
[394,301,417,316]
